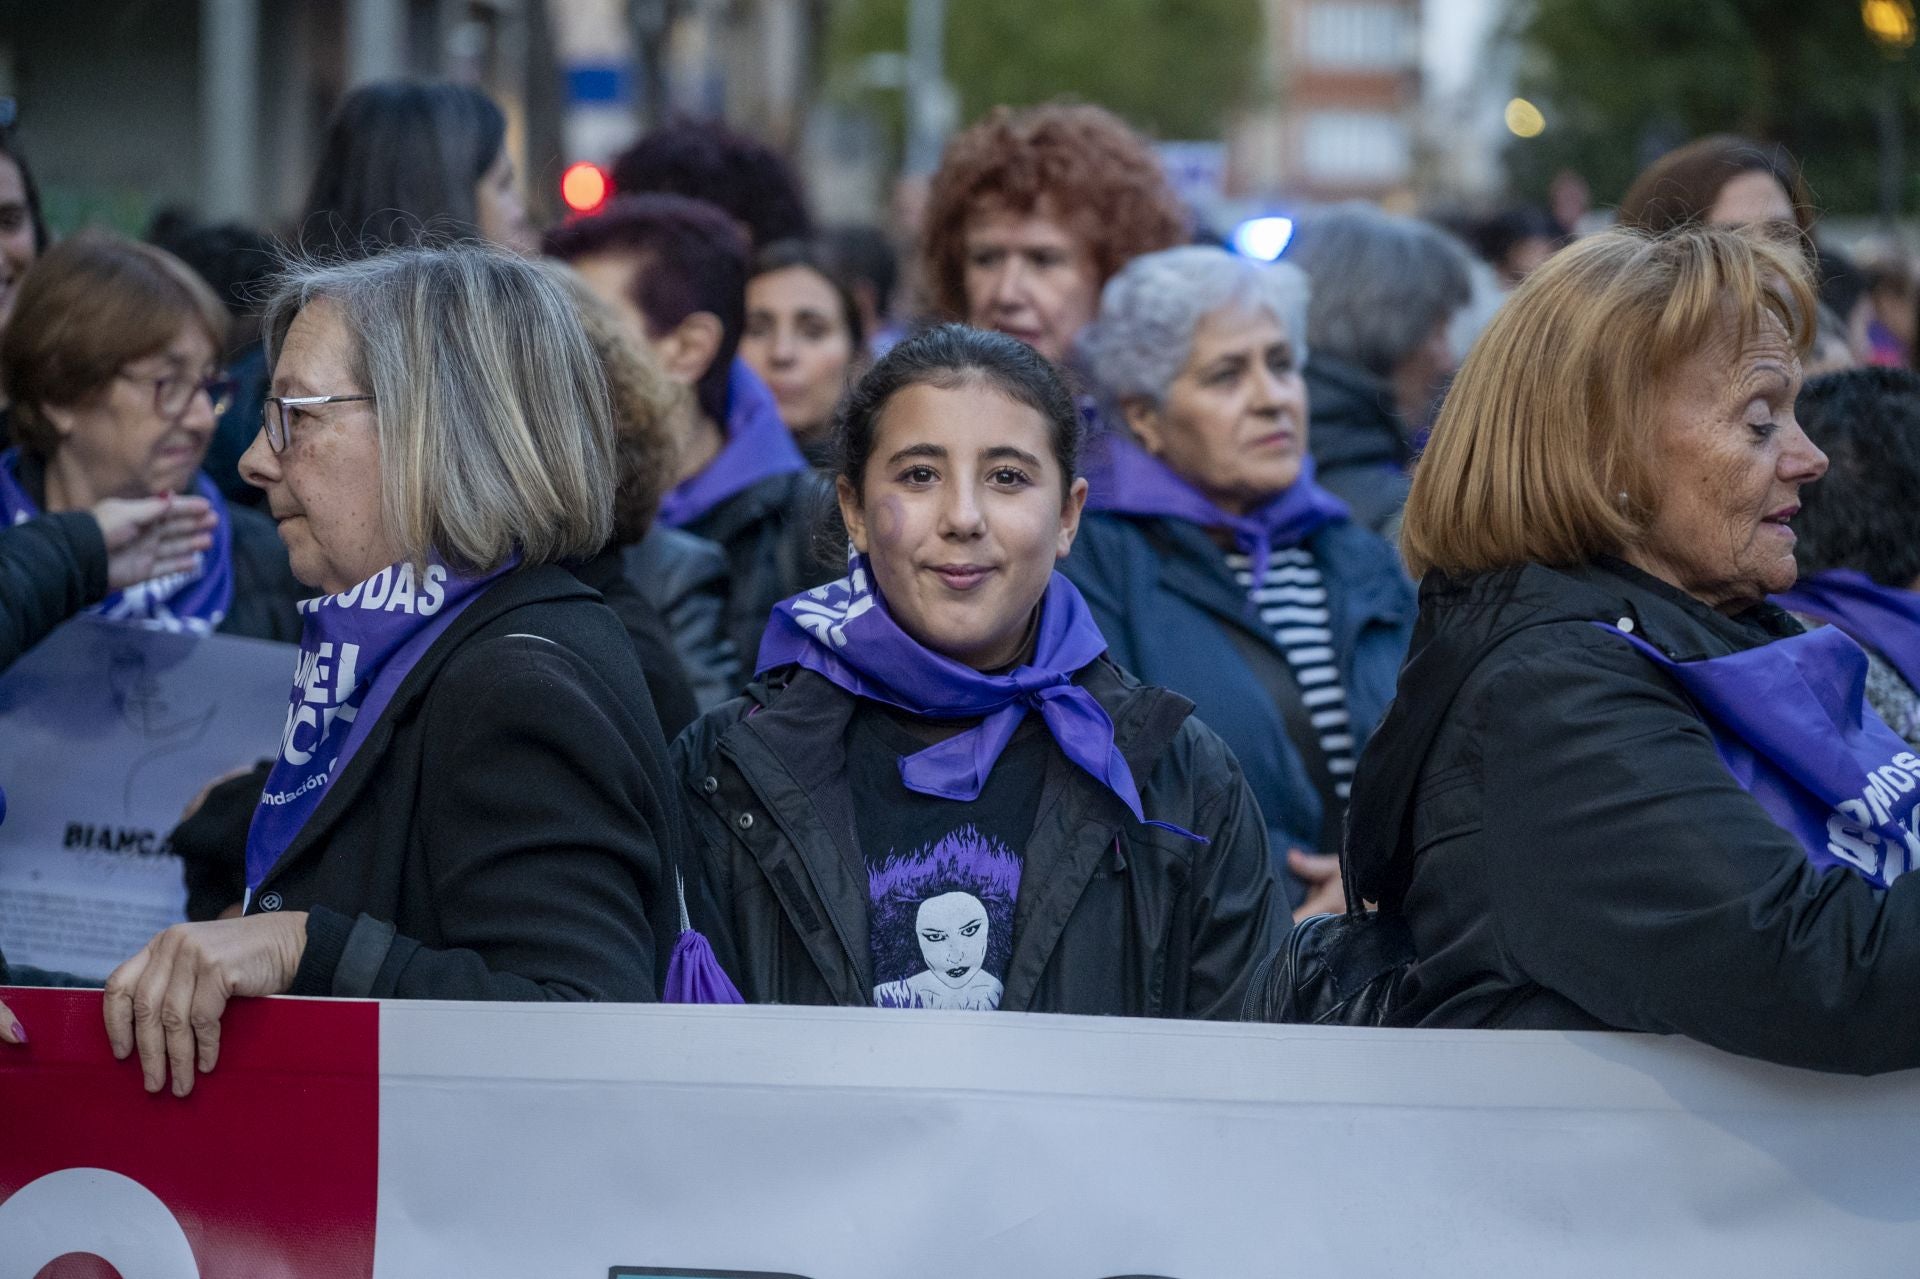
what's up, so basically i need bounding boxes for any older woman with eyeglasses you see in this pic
[102,245,682,1098]
[0,231,301,639]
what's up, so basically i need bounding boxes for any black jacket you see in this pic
[671,659,1284,1018]
[625,524,740,712]
[1305,357,1412,539]
[249,564,680,1002]
[678,470,839,675]
[1348,556,1920,1073]
[0,510,103,673]
[572,546,701,740]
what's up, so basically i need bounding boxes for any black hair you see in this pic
[298,80,507,260]
[145,209,281,355]
[543,193,746,426]
[821,223,898,316]
[1466,207,1563,272]
[0,133,47,253]
[610,116,812,248]
[834,324,1081,502]
[1793,367,1920,588]
[751,237,865,351]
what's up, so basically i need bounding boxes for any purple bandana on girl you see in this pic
[1602,622,1920,889]
[0,447,234,635]
[1087,434,1350,585]
[757,555,1202,840]
[1774,569,1920,696]
[243,557,514,902]
[655,359,809,529]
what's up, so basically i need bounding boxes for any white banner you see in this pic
[0,620,294,977]
[4,990,1919,1276]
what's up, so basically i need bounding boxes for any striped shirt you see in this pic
[1224,547,1357,801]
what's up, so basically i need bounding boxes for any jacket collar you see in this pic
[1133,514,1412,658]
[715,657,1194,1007]
[1346,556,1797,909]
[253,563,596,893]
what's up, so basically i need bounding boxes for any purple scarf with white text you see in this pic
[243,558,513,901]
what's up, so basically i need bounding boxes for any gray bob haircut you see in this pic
[1285,202,1472,379]
[1079,245,1311,408]
[263,245,615,572]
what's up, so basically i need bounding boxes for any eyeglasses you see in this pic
[120,371,239,420]
[261,394,375,453]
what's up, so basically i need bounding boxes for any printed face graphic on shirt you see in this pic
[916,891,989,988]
[869,825,1021,1011]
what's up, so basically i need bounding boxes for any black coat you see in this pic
[1348,556,1920,1074]
[625,525,740,712]
[250,564,681,1002]
[0,510,103,673]
[671,659,1285,1018]
[678,470,839,674]
[572,546,701,740]
[1305,357,1412,539]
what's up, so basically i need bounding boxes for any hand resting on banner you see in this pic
[102,912,309,1096]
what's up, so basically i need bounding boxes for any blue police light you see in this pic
[1230,216,1295,261]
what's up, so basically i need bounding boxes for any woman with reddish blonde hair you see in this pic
[1344,223,1920,1074]
[921,103,1187,365]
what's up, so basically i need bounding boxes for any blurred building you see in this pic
[0,0,564,233]
[1232,0,1423,203]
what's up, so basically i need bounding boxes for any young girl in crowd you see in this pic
[673,325,1282,1017]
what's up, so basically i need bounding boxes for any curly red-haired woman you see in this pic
[922,103,1187,364]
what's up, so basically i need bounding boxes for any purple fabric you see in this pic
[655,359,809,529]
[1086,434,1349,584]
[1601,622,1920,888]
[663,929,745,1004]
[0,447,235,635]
[1774,569,1920,696]
[757,555,1202,840]
[243,558,514,900]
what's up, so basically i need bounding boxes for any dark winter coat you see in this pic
[1064,513,1413,901]
[1305,356,1411,538]
[572,545,701,740]
[625,524,741,712]
[1348,556,1920,1074]
[678,469,839,675]
[671,659,1285,1019]
[249,564,681,1002]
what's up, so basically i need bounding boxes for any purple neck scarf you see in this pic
[243,558,513,901]
[757,555,1201,840]
[1087,435,1349,584]
[655,359,809,529]
[1602,623,1920,888]
[1774,569,1920,696]
[0,447,234,635]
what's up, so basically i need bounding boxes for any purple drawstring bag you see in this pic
[662,869,743,1004]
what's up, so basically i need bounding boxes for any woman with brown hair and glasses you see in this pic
[0,231,300,640]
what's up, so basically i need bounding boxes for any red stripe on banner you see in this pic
[0,988,378,1278]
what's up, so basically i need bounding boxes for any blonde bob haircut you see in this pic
[263,244,615,572]
[1401,223,1815,580]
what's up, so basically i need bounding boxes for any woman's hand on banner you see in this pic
[93,494,217,591]
[0,998,22,1046]
[102,912,309,1097]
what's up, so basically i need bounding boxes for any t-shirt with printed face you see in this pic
[848,704,1048,1010]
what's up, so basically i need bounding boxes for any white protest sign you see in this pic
[0,618,294,978]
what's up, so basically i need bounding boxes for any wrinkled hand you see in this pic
[1288,849,1346,923]
[0,997,22,1047]
[103,913,308,1096]
[93,494,217,591]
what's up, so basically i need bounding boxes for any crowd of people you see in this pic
[3,79,1920,1092]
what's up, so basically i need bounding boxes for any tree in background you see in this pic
[826,0,1262,151]
[1504,0,1919,216]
